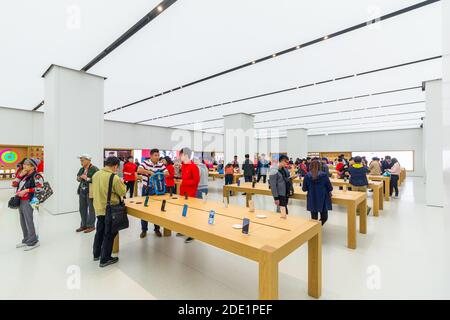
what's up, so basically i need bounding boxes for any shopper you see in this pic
[232,156,239,170]
[298,159,308,177]
[346,156,371,215]
[257,154,270,183]
[162,156,176,195]
[137,149,169,238]
[242,154,255,183]
[305,157,312,171]
[302,160,333,225]
[369,157,382,175]
[387,158,401,198]
[269,155,293,215]
[194,157,208,198]
[224,163,234,185]
[134,158,140,168]
[14,158,43,251]
[179,147,200,244]
[92,156,126,267]
[123,156,137,198]
[381,156,392,172]
[76,154,99,233]
[335,158,345,178]
[320,157,330,177]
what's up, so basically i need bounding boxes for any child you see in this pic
[224,163,234,185]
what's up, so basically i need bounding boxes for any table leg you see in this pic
[163,228,172,237]
[259,250,278,300]
[347,203,357,249]
[246,193,252,207]
[223,187,230,204]
[359,199,367,234]
[308,231,322,298]
[379,186,384,210]
[112,233,119,254]
[385,179,390,201]
[373,187,379,217]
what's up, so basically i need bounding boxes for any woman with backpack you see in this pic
[13,158,43,251]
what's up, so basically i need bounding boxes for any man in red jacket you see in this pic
[179,147,200,198]
[178,147,200,244]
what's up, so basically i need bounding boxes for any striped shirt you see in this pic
[139,160,167,187]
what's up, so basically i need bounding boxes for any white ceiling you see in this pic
[0,0,443,136]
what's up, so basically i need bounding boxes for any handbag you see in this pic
[8,195,21,209]
[35,180,53,204]
[106,173,129,233]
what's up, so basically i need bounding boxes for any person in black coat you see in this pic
[302,160,333,225]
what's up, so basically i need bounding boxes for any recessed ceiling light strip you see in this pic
[108,0,440,116]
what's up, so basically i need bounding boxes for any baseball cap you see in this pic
[78,154,92,160]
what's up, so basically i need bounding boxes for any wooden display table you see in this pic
[208,171,243,184]
[223,183,367,249]
[115,195,322,300]
[399,168,406,186]
[367,175,391,201]
[292,177,384,216]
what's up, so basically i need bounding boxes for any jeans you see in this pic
[141,186,160,232]
[125,180,135,198]
[196,188,208,199]
[349,185,371,214]
[225,174,233,185]
[390,175,399,197]
[79,192,95,228]
[257,174,267,183]
[244,176,253,182]
[93,214,117,263]
[311,211,328,225]
[19,200,38,246]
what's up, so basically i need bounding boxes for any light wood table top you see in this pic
[293,177,384,216]
[223,182,367,249]
[117,194,322,300]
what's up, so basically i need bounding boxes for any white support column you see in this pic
[442,0,450,202]
[42,65,105,215]
[223,113,255,164]
[424,80,445,207]
[287,128,308,160]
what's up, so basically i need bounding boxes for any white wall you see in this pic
[0,107,223,152]
[257,128,424,177]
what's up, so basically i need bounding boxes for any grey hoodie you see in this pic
[197,163,209,190]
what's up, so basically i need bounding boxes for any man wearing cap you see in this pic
[76,154,99,233]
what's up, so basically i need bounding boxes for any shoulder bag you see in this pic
[106,173,129,233]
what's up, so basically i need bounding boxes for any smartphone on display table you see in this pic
[161,199,166,212]
[208,210,215,225]
[184,192,188,200]
[242,218,250,235]
[182,204,188,217]
[144,196,149,207]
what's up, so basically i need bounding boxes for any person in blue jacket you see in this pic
[302,159,333,225]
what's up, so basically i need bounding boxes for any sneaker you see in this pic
[99,257,119,268]
[154,230,162,237]
[84,227,95,233]
[93,257,100,261]
[16,243,27,249]
[185,237,194,244]
[76,227,87,233]
[176,233,184,237]
[24,242,40,251]
[140,231,147,239]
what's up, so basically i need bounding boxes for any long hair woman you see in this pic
[302,160,333,225]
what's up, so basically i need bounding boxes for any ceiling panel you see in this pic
[0,0,161,109]
[104,1,441,126]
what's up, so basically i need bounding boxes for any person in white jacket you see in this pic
[387,158,401,198]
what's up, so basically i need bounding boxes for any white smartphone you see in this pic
[248,200,255,212]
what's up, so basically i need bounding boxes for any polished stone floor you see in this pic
[0,177,449,299]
